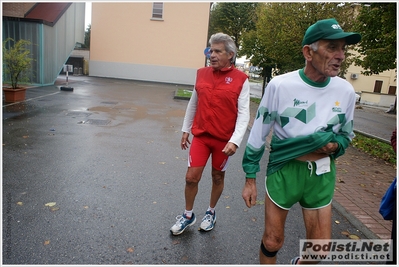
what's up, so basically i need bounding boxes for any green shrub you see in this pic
[3,38,33,89]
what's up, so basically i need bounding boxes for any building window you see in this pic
[374,80,383,93]
[152,2,163,20]
[388,86,396,95]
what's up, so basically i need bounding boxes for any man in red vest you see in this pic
[170,32,250,235]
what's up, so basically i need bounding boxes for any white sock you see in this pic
[207,206,215,214]
[184,209,193,218]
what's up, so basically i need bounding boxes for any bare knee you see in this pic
[185,174,200,187]
[185,167,203,186]
[211,169,225,185]
[262,232,284,252]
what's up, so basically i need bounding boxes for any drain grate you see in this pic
[83,119,111,126]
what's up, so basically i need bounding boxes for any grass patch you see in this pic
[251,97,261,104]
[351,132,396,165]
[249,78,263,83]
[175,88,192,98]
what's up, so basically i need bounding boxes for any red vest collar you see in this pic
[212,64,235,72]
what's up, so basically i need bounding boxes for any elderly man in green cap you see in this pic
[241,18,361,264]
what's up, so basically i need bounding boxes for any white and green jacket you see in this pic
[242,68,356,177]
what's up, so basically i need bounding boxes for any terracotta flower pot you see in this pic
[3,87,27,103]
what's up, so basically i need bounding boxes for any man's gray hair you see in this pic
[209,33,237,63]
[309,41,319,52]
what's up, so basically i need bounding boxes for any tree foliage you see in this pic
[240,2,358,88]
[2,38,33,89]
[208,2,258,57]
[84,24,91,49]
[353,3,397,75]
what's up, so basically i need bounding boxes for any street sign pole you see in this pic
[60,64,74,91]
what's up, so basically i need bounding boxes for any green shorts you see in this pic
[265,158,336,210]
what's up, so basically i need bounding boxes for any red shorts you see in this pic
[188,135,230,171]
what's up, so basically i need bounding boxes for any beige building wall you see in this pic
[345,64,397,107]
[344,48,396,107]
[90,2,210,85]
[345,65,396,95]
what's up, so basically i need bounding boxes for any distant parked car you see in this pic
[355,93,361,103]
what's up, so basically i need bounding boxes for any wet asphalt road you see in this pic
[2,76,393,264]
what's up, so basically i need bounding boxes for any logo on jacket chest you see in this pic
[225,77,233,84]
[332,101,342,112]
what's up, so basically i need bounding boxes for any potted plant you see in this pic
[2,38,33,103]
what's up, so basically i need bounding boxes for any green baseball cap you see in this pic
[302,18,361,46]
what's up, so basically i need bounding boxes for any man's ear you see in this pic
[228,52,234,61]
[302,45,313,61]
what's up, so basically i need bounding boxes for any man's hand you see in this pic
[314,142,338,155]
[242,178,257,208]
[222,142,237,156]
[181,132,191,150]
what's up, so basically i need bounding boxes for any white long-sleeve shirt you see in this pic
[182,78,250,147]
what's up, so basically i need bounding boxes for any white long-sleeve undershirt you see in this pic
[181,78,250,147]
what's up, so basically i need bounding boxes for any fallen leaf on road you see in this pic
[50,206,59,212]
[44,240,50,245]
[349,234,360,240]
[16,202,23,206]
[45,202,56,207]
[226,206,230,209]
[126,247,134,253]
[341,231,350,236]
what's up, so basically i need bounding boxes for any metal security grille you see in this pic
[152,2,163,19]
